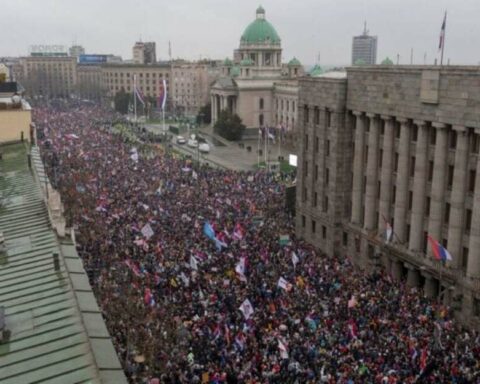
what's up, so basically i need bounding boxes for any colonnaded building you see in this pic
[296,65,480,325]
[211,6,307,143]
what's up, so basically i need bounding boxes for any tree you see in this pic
[114,88,132,114]
[213,110,245,141]
[196,102,211,125]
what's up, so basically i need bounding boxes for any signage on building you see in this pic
[30,45,67,57]
[79,55,108,64]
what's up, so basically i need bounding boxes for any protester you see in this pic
[35,101,480,384]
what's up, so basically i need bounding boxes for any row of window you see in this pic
[276,98,296,112]
[304,105,332,126]
[105,72,169,78]
[300,215,328,240]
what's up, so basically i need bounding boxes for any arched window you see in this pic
[259,114,264,127]
[259,98,264,110]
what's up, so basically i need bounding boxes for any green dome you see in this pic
[309,64,323,77]
[288,57,301,67]
[223,58,233,66]
[231,66,240,77]
[354,58,366,66]
[240,7,281,45]
[381,57,393,65]
[240,57,254,66]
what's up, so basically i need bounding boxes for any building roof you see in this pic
[309,64,324,77]
[0,143,127,384]
[240,7,281,45]
[381,57,394,65]
[288,57,302,67]
[231,66,240,77]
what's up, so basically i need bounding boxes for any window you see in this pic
[304,105,309,123]
[412,125,418,142]
[423,231,428,254]
[380,120,385,136]
[343,232,348,246]
[462,247,469,273]
[322,225,327,239]
[314,107,320,124]
[315,137,319,153]
[465,209,472,233]
[425,197,431,216]
[430,128,436,145]
[323,196,329,212]
[305,134,309,150]
[448,165,454,188]
[473,134,480,154]
[379,149,383,168]
[469,170,476,193]
[395,123,401,139]
[410,157,416,177]
[312,220,316,234]
[325,168,329,185]
[394,153,399,172]
[301,215,306,228]
[392,186,396,203]
[259,114,264,127]
[326,140,330,156]
[314,165,318,181]
[259,98,264,110]
[428,161,434,181]
[444,203,450,223]
[406,224,411,243]
[449,130,457,149]
[326,109,331,128]
[408,191,413,210]
[304,161,308,176]
[302,187,307,201]
[313,192,318,207]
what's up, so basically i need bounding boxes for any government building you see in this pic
[211,6,305,141]
[296,65,480,326]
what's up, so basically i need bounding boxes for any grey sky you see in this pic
[3,0,480,65]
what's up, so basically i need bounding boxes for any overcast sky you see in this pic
[3,0,480,66]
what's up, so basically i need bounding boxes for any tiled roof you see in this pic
[0,143,126,384]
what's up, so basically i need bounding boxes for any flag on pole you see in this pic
[427,235,452,261]
[291,251,299,267]
[133,75,145,106]
[235,257,247,282]
[438,11,447,50]
[190,254,198,271]
[203,222,216,240]
[157,79,167,109]
[239,299,254,319]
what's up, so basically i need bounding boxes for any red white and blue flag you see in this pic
[427,235,452,262]
[157,79,167,110]
[439,12,447,50]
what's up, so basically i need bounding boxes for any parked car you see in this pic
[187,139,199,148]
[176,136,186,144]
[199,143,210,153]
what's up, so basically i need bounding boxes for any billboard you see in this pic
[79,55,108,64]
[30,45,67,56]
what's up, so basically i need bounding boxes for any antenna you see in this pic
[363,20,367,35]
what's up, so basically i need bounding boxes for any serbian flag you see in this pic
[157,79,167,110]
[439,11,447,50]
[427,235,452,261]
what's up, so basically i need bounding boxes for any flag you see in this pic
[291,251,299,267]
[157,79,167,110]
[141,223,154,239]
[278,339,289,359]
[190,254,198,271]
[420,348,428,370]
[133,75,145,106]
[277,277,292,292]
[427,235,452,261]
[385,222,393,243]
[239,299,254,319]
[235,257,247,282]
[439,11,447,50]
[203,222,215,240]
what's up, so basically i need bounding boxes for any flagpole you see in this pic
[133,74,137,122]
[440,11,447,66]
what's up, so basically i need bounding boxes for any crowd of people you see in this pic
[35,101,480,383]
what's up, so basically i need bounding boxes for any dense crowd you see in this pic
[35,102,480,383]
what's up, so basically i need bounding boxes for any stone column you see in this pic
[378,116,394,231]
[409,121,429,251]
[448,126,469,268]
[211,95,216,125]
[351,111,365,225]
[428,123,448,251]
[423,275,437,298]
[467,134,480,278]
[364,114,380,230]
[393,118,411,244]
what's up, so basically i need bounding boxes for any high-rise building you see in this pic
[132,42,156,64]
[296,65,480,325]
[352,22,377,65]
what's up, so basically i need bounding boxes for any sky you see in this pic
[3,0,480,66]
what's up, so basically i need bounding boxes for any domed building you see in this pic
[211,6,302,139]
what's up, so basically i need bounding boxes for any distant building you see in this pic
[18,55,77,98]
[77,64,105,101]
[132,42,156,64]
[69,45,86,58]
[352,22,377,65]
[0,81,32,143]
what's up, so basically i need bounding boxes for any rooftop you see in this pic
[0,143,126,383]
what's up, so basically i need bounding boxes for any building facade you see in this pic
[69,45,85,58]
[211,7,302,134]
[18,56,77,97]
[132,42,156,64]
[352,23,377,65]
[76,64,105,101]
[296,65,480,326]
